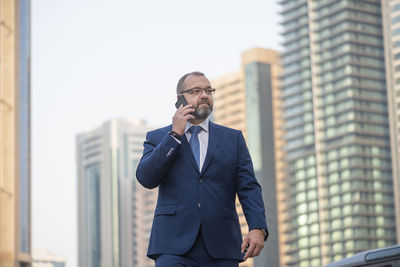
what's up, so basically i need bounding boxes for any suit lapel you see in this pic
[201,121,220,175]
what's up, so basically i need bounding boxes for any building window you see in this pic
[392,3,400,12]
[310,235,319,246]
[393,15,400,24]
[332,231,342,241]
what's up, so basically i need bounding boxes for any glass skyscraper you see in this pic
[0,0,31,266]
[76,118,156,267]
[213,48,282,267]
[279,0,397,266]
[381,0,400,243]
[32,249,66,267]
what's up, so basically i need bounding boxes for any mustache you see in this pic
[197,101,210,107]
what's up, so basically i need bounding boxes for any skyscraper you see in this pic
[0,0,31,266]
[381,0,400,243]
[212,47,282,267]
[279,0,396,266]
[32,249,66,267]
[76,118,156,267]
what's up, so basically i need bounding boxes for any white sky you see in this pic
[32,1,281,266]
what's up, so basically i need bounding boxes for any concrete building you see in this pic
[381,0,400,243]
[0,0,31,266]
[76,118,156,267]
[32,250,66,267]
[212,47,282,267]
[279,0,396,266]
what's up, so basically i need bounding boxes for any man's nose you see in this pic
[199,89,209,97]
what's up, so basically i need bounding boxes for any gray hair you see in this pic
[176,71,205,94]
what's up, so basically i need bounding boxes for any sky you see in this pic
[32,1,281,266]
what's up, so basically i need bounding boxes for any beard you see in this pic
[193,102,212,120]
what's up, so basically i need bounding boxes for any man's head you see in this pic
[176,72,214,121]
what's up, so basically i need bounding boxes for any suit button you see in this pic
[197,203,201,208]
[199,179,203,183]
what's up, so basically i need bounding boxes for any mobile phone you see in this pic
[175,94,188,109]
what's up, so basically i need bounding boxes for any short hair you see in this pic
[176,71,205,94]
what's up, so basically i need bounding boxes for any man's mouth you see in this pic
[198,103,209,107]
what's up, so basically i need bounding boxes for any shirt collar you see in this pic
[185,117,209,134]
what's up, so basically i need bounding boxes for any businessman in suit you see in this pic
[136,71,268,267]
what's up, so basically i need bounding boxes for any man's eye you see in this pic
[192,89,201,94]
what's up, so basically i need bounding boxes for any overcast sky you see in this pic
[32,1,281,266]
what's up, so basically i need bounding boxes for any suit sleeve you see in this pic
[136,131,180,189]
[236,131,268,237]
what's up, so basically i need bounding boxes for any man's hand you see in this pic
[172,104,195,136]
[241,229,265,261]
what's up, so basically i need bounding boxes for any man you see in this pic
[136,72,268,267]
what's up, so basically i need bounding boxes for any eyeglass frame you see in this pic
[179,87,216,95]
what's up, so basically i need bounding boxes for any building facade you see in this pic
[0,0,31,266]
[381,0,400,243]
[76,118,156,267]
[279,0,396,266]
[212,47,282,267]
[32,250,66,267]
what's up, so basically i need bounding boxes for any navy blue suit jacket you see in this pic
[136,121,267,261]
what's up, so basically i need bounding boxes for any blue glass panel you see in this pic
[85,164,101,267]
[19,0,30,254]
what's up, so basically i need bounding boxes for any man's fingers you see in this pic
[176,104,184,112]
[180,104,193,110]
[183,114,195,121]
[176,104,194,115]
[244,243,255,260]
[252,244,263,257]
[248,242,264,259]
[180,108,195,116]
[243,236,264,260]
[176,103,191,112]
[241,238,249,253]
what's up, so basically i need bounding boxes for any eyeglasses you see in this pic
[180,88,216,95]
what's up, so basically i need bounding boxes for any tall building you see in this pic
[212,47,282,267]
[76,118,156,267]
[32,249,66,267]
[381,0,400,243]
[0,0,31,266]
[279,0,396,266]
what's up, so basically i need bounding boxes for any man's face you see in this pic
[180,75,213,120]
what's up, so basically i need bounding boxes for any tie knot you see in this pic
[189,125,202,136]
